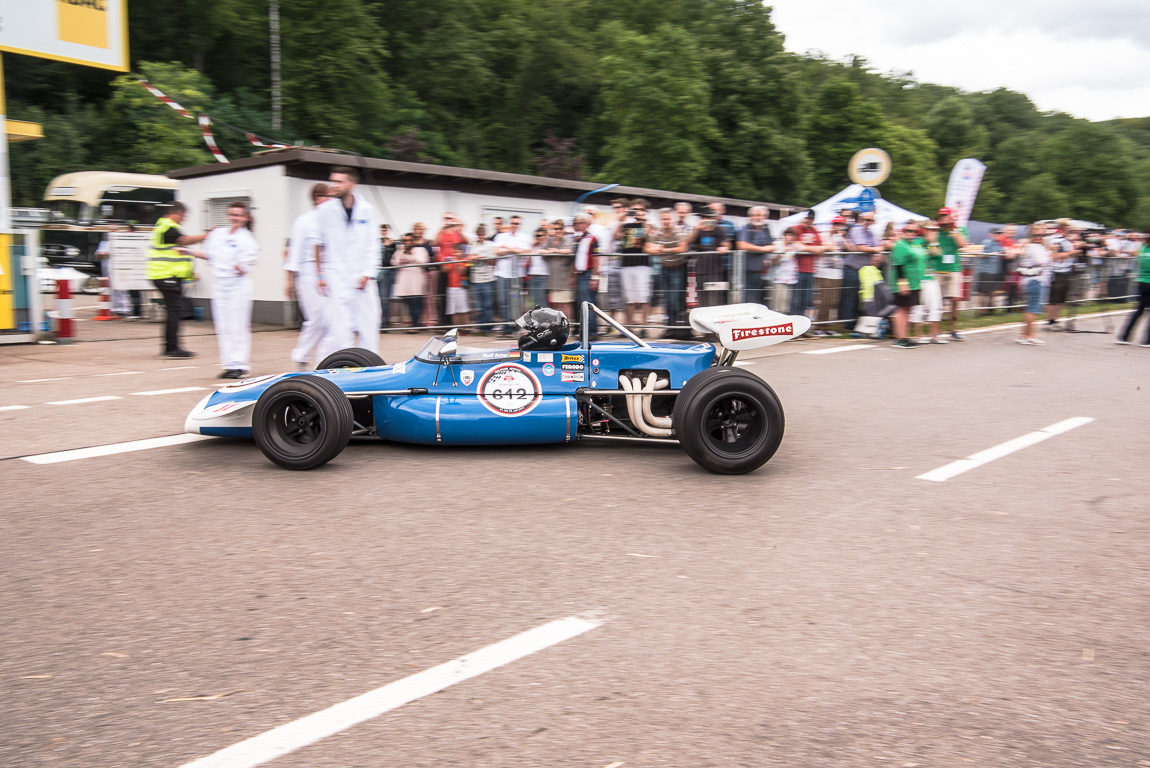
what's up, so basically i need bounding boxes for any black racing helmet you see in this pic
[516,306,569,350]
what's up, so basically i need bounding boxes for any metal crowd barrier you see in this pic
[368,249,1139,336]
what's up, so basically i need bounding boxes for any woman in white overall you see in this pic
[199,202,259,378]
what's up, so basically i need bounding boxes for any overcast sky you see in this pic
[768,0,1150,122]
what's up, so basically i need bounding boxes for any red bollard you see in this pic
[56,278,76,344]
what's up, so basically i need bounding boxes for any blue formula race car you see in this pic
[185,303,811,474]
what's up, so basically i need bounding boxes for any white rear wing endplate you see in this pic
[689,303,812,351]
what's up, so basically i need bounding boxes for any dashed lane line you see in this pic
[46,395,121,406]
[801,344,876,356]
[131,387,208,396]
[0,405,31,411]
[19,434,215,465]
[95,371,143,377]
[916,416,1095,482]
[18,377,69,383]
[175,615,602,768]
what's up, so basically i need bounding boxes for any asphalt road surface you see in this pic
[2,314,1148,768]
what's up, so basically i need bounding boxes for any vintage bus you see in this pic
[41,172,179,290]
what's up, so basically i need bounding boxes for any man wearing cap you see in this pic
[845,211,882,333]
[935,207,969,340]
[1045,219,1078,327]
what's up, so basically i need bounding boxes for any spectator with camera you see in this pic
[934,207,968,340]
[1044,219,1078,328]
[647,208,688,335]
[689,209,731,308]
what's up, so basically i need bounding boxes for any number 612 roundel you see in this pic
[477,363,542,416]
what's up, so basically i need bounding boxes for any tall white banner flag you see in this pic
[945,158,986,229]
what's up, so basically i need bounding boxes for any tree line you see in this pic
[8,0,1150,228]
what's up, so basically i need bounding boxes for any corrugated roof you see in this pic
[166,149,804,214]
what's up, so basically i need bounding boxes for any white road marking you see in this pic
[161,366,200,371]
[20,434,215,465]
[176,615,602,768]
[917,417,1095,482]
[96,371,143,377]
[46,395,121,406]
[801,344,875,356]
[733,360,755,367]
[19,377,70,383]
[131,387,208,396]
[0,405,31,411]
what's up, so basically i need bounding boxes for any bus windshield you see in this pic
[46,200,88,224]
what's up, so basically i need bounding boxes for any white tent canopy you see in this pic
[771,184,925,238]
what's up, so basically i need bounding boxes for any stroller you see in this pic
[855,278,896,339]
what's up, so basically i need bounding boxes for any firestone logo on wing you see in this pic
[731,323,793,341]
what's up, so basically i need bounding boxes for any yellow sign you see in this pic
[0,236,14,332]
[0,0,127,71]
[58,0,110,49]
[848,148,892,188]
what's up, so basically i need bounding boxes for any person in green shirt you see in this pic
[1116,233,1150,346]
[888,222,928,349]
[910,225,948,344]
[935,207,969,340]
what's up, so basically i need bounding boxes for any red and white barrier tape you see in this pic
[198,114,230,163]
[137,79,192,118]
[137,79,228,163]
[246,132,291,149]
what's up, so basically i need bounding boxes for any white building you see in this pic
[168,150,801,323]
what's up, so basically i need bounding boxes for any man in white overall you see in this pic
[315,166,382,358]
[285,183,331,370]
[197,201,259,378]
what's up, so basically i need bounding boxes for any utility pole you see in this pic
[270,1,282,131]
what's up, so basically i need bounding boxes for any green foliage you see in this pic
[598,24,718,193]
[107,62,215,174]
[1009,173,1071,223]
[7,0,1150,227]
[881,124,944,214]
[805,78,888,200]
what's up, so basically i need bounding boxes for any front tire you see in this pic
[673,367,784,474]
[253,376,354,470]
[316,348,385,370]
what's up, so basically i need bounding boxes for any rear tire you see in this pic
[316,348,385,370]
[253,375,354,470]
[673,367,784,474]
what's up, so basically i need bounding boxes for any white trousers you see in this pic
[212,278,253,371]
[291,269,329,365]
[318,280,381,360]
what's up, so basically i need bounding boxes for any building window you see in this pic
[206,196,252,229]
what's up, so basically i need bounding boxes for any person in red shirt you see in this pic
[790,212,826,321]
[439,241,471,329]
[434,213,469,326]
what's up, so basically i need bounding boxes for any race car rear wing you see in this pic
[689,303,812,352]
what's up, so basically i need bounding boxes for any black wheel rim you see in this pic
[271,394,324,449]
[701,393,765,457]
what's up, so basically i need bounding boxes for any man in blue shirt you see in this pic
[844,211,881,333]
[736,206,776,307]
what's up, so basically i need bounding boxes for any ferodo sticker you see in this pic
[561,363,584,371]
[477,363,542,417]
[561,354,584,363]
[460,370,474,386]
[732,323,793,341]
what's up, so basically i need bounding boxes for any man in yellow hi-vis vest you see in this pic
[148,202,207,357]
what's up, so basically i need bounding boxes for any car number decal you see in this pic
[477,363,542,417]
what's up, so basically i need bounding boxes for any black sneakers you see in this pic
[163,349,196,358]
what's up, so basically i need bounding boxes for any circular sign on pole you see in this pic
[848,148,892,187]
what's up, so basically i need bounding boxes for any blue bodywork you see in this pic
[187,337,716,446]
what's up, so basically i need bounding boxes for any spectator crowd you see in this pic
[141,166,1150,374]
